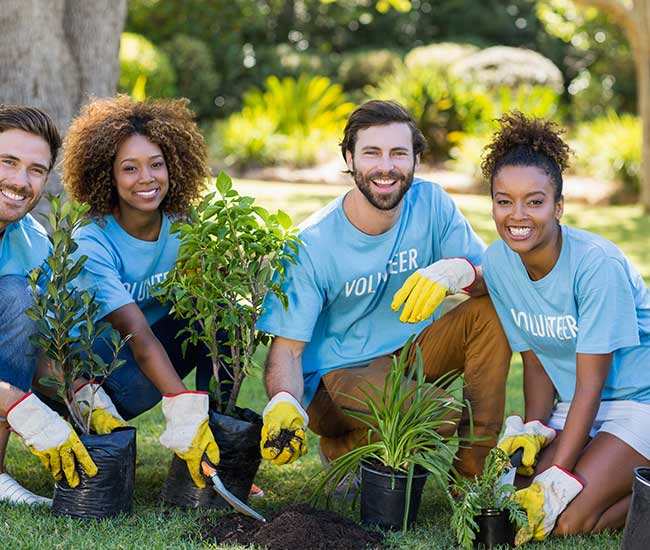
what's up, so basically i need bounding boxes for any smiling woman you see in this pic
[481,112,650,544]
[60,95,232,493]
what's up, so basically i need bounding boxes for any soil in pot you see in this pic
[161,407,262,508]
[622,467,650,550]
[200,503,384,550]
[52,426,137,519]
[360,461,428,530]
[473,508,515,549]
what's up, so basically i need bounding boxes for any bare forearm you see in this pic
[522,351,555,423]
[264,339,305,401]
[0,383,26,416]
[130,335,186,394]
[467,265,487,297]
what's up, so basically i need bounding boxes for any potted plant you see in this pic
[26,195,134,519]
[311,337,469,531]
[157,171,299,508]
[448,447,528,549]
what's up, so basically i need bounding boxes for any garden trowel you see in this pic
[201,460,266,523]
[497,447,524,488]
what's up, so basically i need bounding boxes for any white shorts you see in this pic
[548,400,650,460]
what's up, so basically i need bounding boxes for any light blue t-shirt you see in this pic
[73,214,179,325]
[484,225,650,404]
[0,214,51,277]
[257,179,486,406]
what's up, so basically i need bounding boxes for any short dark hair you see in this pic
[340,100,426,160]
[0,105,62,169]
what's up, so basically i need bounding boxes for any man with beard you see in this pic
[257,100,511,478]
[0,105,97,506]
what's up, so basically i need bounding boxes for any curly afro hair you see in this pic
[481,111,571,201]
[63,95,208,217]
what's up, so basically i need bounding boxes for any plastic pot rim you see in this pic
[360,461,429,480]
[634,467,650,489]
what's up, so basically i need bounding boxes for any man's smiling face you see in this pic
[346,122,417,212]
[0,128,51,233]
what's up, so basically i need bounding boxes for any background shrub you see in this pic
[337,48,403,91]
[119,32,176,99]
[367,65,493,162]
[160,35,221,122]
[214,75,354,168]
[404,42,478,71]
[571,113,641,200]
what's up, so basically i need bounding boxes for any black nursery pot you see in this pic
[52,426,137,519]
[160,407,262,509]
[473,508,515,549]
[360,461,428,530]
[622,467,650,550]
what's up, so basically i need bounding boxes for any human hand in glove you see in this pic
[261,391,308,466]
[159,391,220,489]
[498,415,557,476]
[391,258,476,323]
[75,382,128,435]
[514,465,583,546]
[7,392,98,488]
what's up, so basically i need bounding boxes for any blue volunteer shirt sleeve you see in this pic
[257,240,324,342]
[73,233,135,320]
[575,251,640,354]
[435,188,486,265]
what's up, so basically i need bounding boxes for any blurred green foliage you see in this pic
[119,32,176,99]
[214,75,354,168]
[337,48,403,90]
[571,113,641,200]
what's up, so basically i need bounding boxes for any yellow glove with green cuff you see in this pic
[7,392,98,488]
[75,383,127,435]
[261,391,308,466]
[391,258,476,323]
[159,391,220,489]
[514,465,583,545]
[498,415,557,476]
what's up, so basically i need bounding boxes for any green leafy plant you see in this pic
[311,337,470,531]
[26,195,131,435]
[448,447,528,549]
[158,172,300,415]
[214,74,354,168]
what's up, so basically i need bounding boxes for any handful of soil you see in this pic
[262,428,296,450]
[200,503,384,550]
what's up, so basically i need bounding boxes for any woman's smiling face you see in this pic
[492,164,563,259]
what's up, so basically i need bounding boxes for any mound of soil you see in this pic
[200,503,384,550]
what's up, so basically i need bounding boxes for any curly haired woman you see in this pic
[62,95,229,490]
[481,112,650,544]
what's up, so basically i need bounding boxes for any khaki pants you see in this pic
[307,294,511,478]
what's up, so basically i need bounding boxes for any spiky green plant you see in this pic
[311,336,471,531]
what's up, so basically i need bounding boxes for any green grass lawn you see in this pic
[1,179,639,549]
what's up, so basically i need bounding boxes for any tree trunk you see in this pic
[0,0,127,224]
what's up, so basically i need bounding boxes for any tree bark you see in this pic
[0,0,127,222]
[573,0,650,211]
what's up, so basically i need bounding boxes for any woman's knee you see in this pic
[554,506,600,536]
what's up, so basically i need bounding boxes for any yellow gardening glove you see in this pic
[75,383,128,435]
[391,258,476,324]
[7,393,98,488]
[498,416,557,476]
[261,392,308,466]
[159,391,220,489]
[513,466,583,546]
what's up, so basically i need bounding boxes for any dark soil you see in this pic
[262,428,295,450]
[200,503,384,549]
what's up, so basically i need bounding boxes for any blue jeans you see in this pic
[0,276,39,392]
[93,313,231,420]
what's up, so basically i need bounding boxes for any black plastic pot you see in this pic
[52,426,137,519]
[473,508,515,549]
[160,407,262,509]
[622,467,650,549]
[359,461,428,530]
